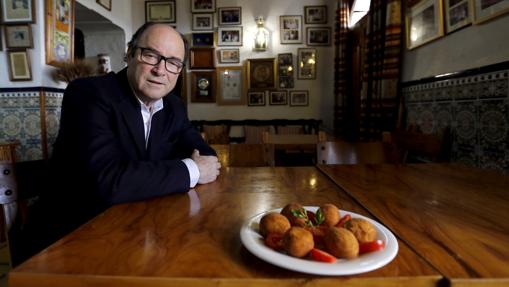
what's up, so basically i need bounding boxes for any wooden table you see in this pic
[317,163,509,287]
[9,167,439,287]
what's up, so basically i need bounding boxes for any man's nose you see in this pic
[151,60,166,74]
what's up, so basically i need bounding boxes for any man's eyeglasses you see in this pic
[136,46,184,74]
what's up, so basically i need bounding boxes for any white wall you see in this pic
[402,14,509,82]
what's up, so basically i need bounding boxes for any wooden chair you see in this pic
[317,141,387,165]
[243,126,271,144]
[228,144,274,167]
[262,131,326,166]
[384,127,450,163]
[276,126,304,135]
[203,125,230,144]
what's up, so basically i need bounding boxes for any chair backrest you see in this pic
[203,125,230,144]
[276,126,304,135]
[229,144,274,167]
[262,131,326,145]
[387,128,450,163]
[317,141,387,165]
[243,126,271,144]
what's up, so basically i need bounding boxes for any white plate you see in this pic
[240,206,399,275]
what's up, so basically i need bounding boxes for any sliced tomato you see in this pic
[359,240,385,254]
[309,248,336,263]
[335,214,351,227]
[265,233,284,251]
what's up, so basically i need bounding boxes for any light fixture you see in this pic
[254,16,269,51]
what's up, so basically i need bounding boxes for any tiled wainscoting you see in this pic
[402,64,508,171]
[0,88,64,162]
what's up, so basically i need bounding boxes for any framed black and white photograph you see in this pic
[7,50,32,81]
[191,71,216,103]
[290,90,309,106]
[192,13,213,30]
[218,7,241,25]
[278,53,294,89]
[4,24,33,48]
[306,27,331,46]
[218,48,240,63]
[192,32,214,46]
[217,27,242,46]
[248,90,266,106]
[145,0,176,23]
[216,66,245,105]
[191,0,215,13]
[445,0,472,33]
[406,0,444,49]
[1,0,35,23]
[247,58,276,89]
[280,15,302,44]
[304,5,327,24]
[297,48,316,79]
[269,90,288,105]
[473,0,509,23]
[96,0,111,11]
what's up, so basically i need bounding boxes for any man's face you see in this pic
[126,25,185,104]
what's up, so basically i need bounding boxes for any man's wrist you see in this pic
[182,158,200,187]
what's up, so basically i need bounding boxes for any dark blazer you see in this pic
[50,68,215,225]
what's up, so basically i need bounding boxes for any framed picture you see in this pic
[269,90,288,106]
[192,32,214,46]
[247,90,266,106]
[1,0,35,23]
[218,7,241,25]
[445,0,473,32]
[191,71,216,103]
[218,48,240,63]
[217,26,242,46]
[191,0,215,13]
[96,0,111,11]
[45,0,75,66]
[290,90,309,106]
[406,0,444,49]
[4,24,33,48]
[216,66,245,105]
[7,50,32,81]
[192,13,213,30]
[278,53,294,89]
[474,0,509,23]
[145,1,176,23]
[190,47,215,69]
[280,15,302,44]
[297,48,316,80]
[247,58,276,89]
[306,27,331,46]
[304,5,327,24]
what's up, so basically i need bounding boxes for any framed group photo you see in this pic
[218,27,242,46]
[218,48,240,63]
[304,5,327,24]
[269,90,288,105]
[7,50,32,81]
[297,48,316,79]
[192,13,213,30]
[45,0,75,66]
[290,90,309,106]
[306,27,331,46]
[218,7,241,25]
[474,0,509,23]
[4,24,33,48]
[247,58,276,89]
[1,0,35,23]
[405,0,444,49]
[145,0,176,23]
[247,90,266,106]
[191,0,215,13]
[445,0,472,33]
[191,71,216,103]
[216,66,245,105]
[280,15,302,44]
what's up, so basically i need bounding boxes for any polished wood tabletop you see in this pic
[317,163,509,287]
[9,167,439,287]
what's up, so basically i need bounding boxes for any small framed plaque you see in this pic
[190,47,215,69]
[216,66,245,105]
[191,71,216,103]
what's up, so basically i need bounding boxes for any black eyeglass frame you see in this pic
[136,46,185,74]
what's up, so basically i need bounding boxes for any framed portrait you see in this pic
[280,15,302,44]
[191,0,215,13]
[1,0,35,23]
[145,1,176,23]
[218,48,240,63]
[247,58,276,89]
[406,0,444,49]
[217,26,242,46]
[190,47,215,69]
[4,24,33,48]
[297,48,316,80]
[445,0,473,32]
[7,50,32,81]
[306,27,331,46]
[45,0,75,67]
[278,53,294,89]
[191,71,216,103]
[96,0,111,11]
[290,90,309,106]
[474,0,509,23]
[269,90,288,106]
[192,32,214,46]
[304,5,327,24]
[247,90,266,106]
[192,13,213,30]
[216,66,245,105]
[218,7,241,25]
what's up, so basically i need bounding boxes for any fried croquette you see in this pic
[324,227,359,259]
[319,203,340,226]
[259,212,291,237]
[345,218,377,243]
[281,202,307,227]
[283,227,314,257]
